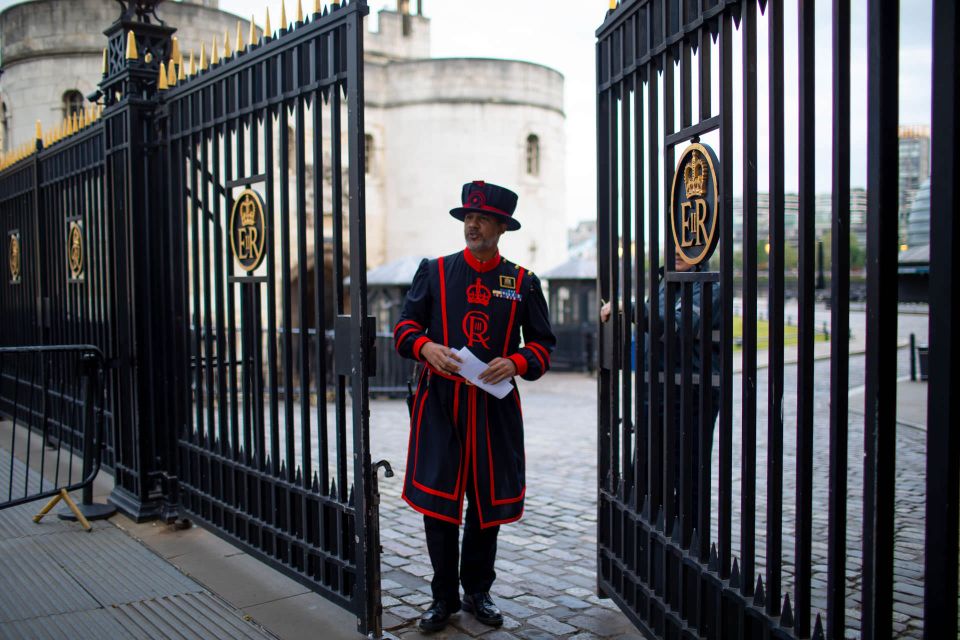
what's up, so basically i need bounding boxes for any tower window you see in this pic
[364,134,374,174]
[525,134,540,177]
[63,90,84,119]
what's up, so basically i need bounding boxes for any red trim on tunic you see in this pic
[395,328,418,353]
[412,387,462,500]
[526,346,546,372]
[486,395,525,506]
[412,336,431,360]
[526,341,551,366]
[401,492,462,525]
[463,248,502,273]
[394,319,423,336]
[501,268,526,356]
[438,256,449,345]
[507,353,528,376]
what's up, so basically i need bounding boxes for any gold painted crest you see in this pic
[68,221,84,280]
[670,143,720,267]
[8,232,21,283]
[229,189,267,272]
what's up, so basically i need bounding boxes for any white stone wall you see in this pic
[366,58,567,274]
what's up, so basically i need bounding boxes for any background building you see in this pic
[897,125,930,246]
[0,0,567,277]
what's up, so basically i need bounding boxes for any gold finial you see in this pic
[250,15,257,46]
[144,51,153,63]
[178,56,186,81]
[168,57,177,85]
[189,50,196,76]
[609,0,616,8]
[223,29,232,58]
[236,20,244,51]
[35,120,42,141]
[314,0,321,14]
[171,37,181,64]
[126,31,138,60]
[210,36,219,66]
[297,0,304,22]
[72,113,79,135]
[280,0,287,30]
[158,62,169,90]
[102,48,108,75]
[264,7,272,39]
[199,43,207,71]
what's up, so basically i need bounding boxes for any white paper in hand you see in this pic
[454,347,514,399]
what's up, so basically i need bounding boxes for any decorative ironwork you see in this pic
[670,143,719,266]
[7,230,20,284]
[67,220,84,281]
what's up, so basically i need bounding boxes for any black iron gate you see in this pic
[161,2,381,635]
[0,0,383,635]
[596,1,958,639]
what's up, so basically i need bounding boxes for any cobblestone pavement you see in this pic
[369,308,930,639]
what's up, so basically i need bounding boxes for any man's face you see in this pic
[463,212,506,254]
[674,246,695,272]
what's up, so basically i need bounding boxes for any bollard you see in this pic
[910,333,916,381]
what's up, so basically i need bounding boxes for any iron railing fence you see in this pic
[164,1,381,634]
[596,1,956,639]
[0,345,106,512]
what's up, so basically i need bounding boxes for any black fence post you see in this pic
[98,3,180,522]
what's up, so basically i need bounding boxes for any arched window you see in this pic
[525,134,540,177]
[364,134,374,174]
[62,90,84,120]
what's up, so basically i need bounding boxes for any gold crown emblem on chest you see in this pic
[467,277,491,306]
[683,151,707,198]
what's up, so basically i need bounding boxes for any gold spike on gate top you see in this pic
[158,62,169,90]
[236,20,245,51]
[188,51,196,76]
[609,0,616,8]
[223,29,232,58]
[35,120,42,141]
[210,37,219,66]
[249,15,257,46]
[264,7,272,39]
[102,48,109,76]
[73,113,80,134]
[125,31,138,60]
[178,56,186,81]
[199,44,207,71]
[314,0,321,15]
[296,0,304,22]
[171,36,181,65]
[168,57,177,85]
[280,0,287,30]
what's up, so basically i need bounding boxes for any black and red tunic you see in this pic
[393,248,555,528]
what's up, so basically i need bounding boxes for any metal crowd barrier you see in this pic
[0,345,109,530]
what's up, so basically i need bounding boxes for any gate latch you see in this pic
[334,315,377,378]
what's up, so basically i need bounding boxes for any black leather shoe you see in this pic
[419,599,459,633]
[461,592,503,627]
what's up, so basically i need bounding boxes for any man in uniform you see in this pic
[393,181,555,633]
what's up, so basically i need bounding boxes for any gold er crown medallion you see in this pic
[683,151,707,199]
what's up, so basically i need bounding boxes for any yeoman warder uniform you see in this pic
[393,181,555,633]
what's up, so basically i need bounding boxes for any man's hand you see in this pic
[421,342,463,376]
[478,357,518,385]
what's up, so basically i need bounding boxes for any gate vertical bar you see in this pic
[796,0,816,634]
[827,0,851,637]
[345,4,378,634]
[924,0,960,637]
[862,1,898,637]
[740,0,757,599]
[766,0,785,619]
[924,1,960,637]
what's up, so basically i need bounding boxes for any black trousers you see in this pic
[423,476,499,606]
